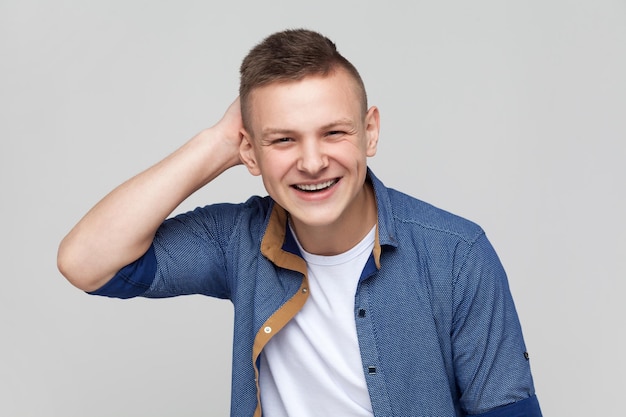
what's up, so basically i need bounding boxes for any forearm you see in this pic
[58,127,241,292]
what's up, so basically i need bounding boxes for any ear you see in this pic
[364,106,380,157]
[239,129,262,176]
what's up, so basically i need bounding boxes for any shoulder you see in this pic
[159,195,275,242]
[369,169,485,247]
[385,186,485,245]
[171,195,273,223]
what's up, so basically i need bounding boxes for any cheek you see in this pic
[335,140,370,163]
[257,151,290,180]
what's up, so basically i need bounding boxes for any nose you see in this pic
[297,140,328,174]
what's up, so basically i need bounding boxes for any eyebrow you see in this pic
[320,119,356,131]
[261,127,296,137]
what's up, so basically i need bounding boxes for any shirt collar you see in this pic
[260,168,398,271]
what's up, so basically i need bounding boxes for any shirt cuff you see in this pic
[87,245,157,299]
[471,395,542,417]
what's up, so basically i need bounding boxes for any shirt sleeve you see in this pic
[87,245,157,299]
[451,233,541,416]
[87,201,254,300]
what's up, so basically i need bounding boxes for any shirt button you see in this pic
[264,326,272,334]
[302,288,308,293]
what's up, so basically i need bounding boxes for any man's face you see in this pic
[240,69,380,234]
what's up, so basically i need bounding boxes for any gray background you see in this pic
[2,1,624,415]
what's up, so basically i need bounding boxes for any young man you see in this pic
[58,29,542,416]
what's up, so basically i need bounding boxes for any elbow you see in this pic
[57,239,108,293]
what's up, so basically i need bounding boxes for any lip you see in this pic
[291,177,341,199]
[292,178,339,192]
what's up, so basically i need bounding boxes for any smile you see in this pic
[293,179,339,192]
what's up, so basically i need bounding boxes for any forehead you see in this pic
[247,69,363,133]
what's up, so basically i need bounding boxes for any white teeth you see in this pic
[295,179,337,191]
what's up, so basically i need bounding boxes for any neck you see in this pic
[290,182,377,256]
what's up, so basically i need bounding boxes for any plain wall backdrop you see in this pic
[1,1,624,415]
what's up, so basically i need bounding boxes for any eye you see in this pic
[273,137,293,144]
[326,130,346,137]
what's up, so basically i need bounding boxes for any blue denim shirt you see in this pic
[91,169,541,417]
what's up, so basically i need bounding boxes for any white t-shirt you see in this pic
[259,226,376,417]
